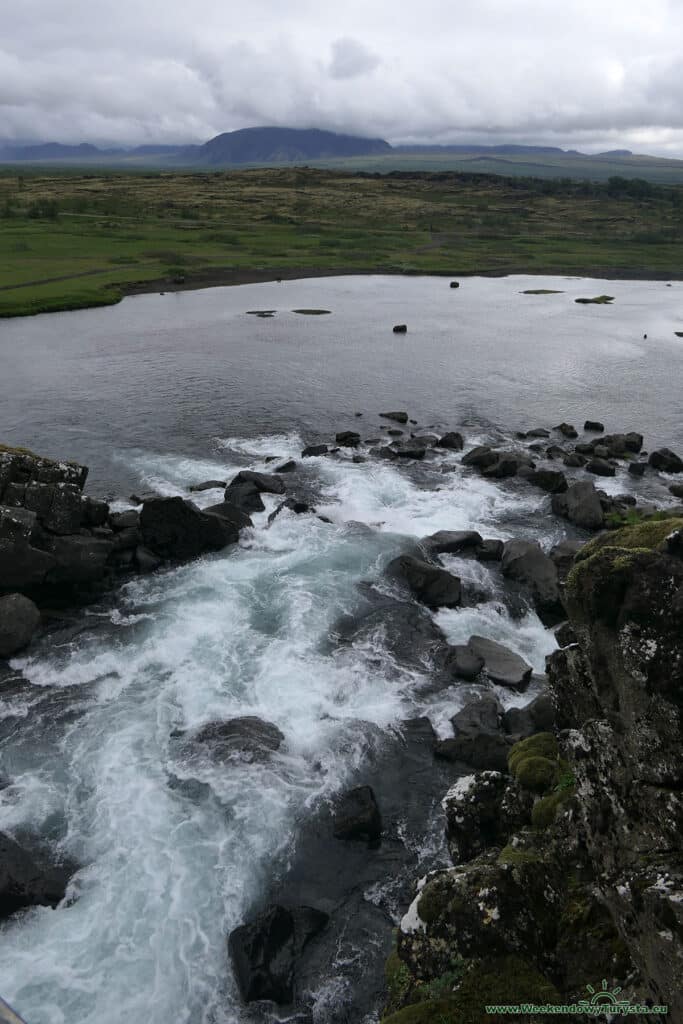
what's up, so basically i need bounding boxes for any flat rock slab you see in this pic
[467,635,533,690]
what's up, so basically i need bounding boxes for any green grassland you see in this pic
[0,166,682,317]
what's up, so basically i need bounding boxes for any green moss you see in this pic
[0,443,37,457]
[417,880,454,926]
[497,844,542,866]
[508,732,558,773]
[386,950,414,1013]
[576,516,683,561]
[381,999,459,1023]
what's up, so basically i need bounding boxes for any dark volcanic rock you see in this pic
[461,445,499,469]
[224,480,265,514]
[332,786,382,844]
[501,539,565,626]
[386,554,461,609]
[0,593,40,657]
[554,422,578,439]
[586,457,616,477]
[188,480,227,492]
[179,716,284,763]
[467,635,533,690]
[526,469,568,494]
[44,535,113,584]
[475,538,504,562]
[275,461,297,474]
[0,832,75,921]
[229,470,287,494]
[335,431,361,448]
[669,483,683,498]
[301,444,328,458]
[391,442,427,459]
[379,411,409,424]
[435,432,464,450]
[392,324,407,334]
[140,496,247,560]
[228,904,328,1004]
[584,420,605,432]
[435,695,509,770]
[649,447,683,473]
[554,621,576,648]
[442,771,530,864]
[421,530,483,555]
[445,643,484,681]
[502,690,556,738]
[551,480,604,530]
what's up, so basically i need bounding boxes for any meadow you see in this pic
[0,166,681,317]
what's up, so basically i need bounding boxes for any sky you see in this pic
[2,0,683,154]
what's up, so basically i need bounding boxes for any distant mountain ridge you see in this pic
[184,126,392,165]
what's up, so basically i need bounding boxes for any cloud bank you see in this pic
[2,0,683,154]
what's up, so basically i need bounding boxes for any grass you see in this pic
[0,166,682,317]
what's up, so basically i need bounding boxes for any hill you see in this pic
[183,126,392,165]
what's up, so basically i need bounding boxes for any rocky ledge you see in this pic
[384,513,682,1022]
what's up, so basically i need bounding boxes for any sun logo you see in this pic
[578,978,632,1011]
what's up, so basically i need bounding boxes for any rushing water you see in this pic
[0,275,682,1024]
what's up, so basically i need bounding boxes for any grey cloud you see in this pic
[0,0,682,154]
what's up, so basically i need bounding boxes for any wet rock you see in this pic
[461,445,498,469]
[445,643,484,681]
[228,904,328,1004]
[501,540,565,626]
[140,496,247,560]
[586,457,616,477]
[267,498,315,524]
[563,452,585,468]
[475,538,504,562]
[649,447,683,473]
[442,772,530,864]
[450,281,460,288]
[481,453,530,479]
[135,546,162,573]
[224,480,266,514]
[391,442,427,459]
[555,422,578,439]
[554,621,576,648]
[189,480,227,492]
[370,445,398,461]
[109,509,140,531]
[392,325,407,334]
[435,695,509,770]
[502,691,556,738]
[111,526,141,552]
[130,491,160,505]
[524,428,551,439]
[332,786,382,844]
[468,635,533,690]
[549,540,584,577]
[386,554,461,609]
[526,469,568,494]
[301,444,328,458]
[0,507,56,590]
[275,461,297,474]
[551,480,604,530]
[435,432,464,450]
[180,716,285,763]
[387,428,403,437]
[229,470,287,495]
[584,420,604,432]
[81,496,109,527]
[0,593,40,657]
[421,530,483,555]
[379,411,409,424]
[335,431,361,448]
[669,483,683,498]
[546,444,567,459]
[44,535,113,584]
[0,832,74,921]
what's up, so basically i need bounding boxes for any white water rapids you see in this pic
[0,431,560,1024]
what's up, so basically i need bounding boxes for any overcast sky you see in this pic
[2,0,683,154]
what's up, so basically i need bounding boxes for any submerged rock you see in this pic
[649,447,683,473]
[301,444,328,458]
[228,904,328,1004]
[554,422,578,439]
[332,786,382,845]
[0,593,40,657]
[435,431,464,450]
[386,554,461,609]
[0,832,75,921]
[177,716,285,763]
[379,411,409,424]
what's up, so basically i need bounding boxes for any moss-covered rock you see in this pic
[507,734,560,794]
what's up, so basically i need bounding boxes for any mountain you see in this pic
[187,126,392,165]
[0,142,109,160]
[395,143,569,155]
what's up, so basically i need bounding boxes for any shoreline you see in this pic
[3,263,683,320]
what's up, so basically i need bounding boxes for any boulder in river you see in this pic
[648,447,683,473]
[0,832,75,921]
[189,480,227,492]
[445,643,484,681]
[335,431,361,448]
[228,904,328,1004]
[224,480,265,514]
[551,480,604,530]
[301,444,328,458]
[140,496,248,560]
[501,539,565,626]
[178,716,284,763]
[392,325,407,334]
[467,635,533,690]
[332,785,382,844]
[435,695,509,770]
[526,468,568,494]
[386,554,462,609]
[554,422,578,439]
[0,593,40,657]
[379,411,409,424]
[461,445,499,470]
[586,457,615,477]
[422,530,483,556]
[584,420,605,433]
[435,432,464,451]
[229,470,287,495]
[475,538,504,562]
